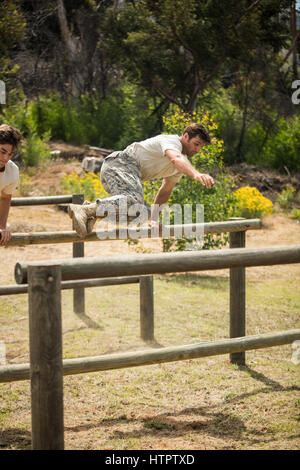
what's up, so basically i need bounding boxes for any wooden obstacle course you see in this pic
[8,242,300,449]
[0,275,142,295]
[6,197,261,329]
[2,196,298,449]
[14,243,300,365]
[5,194,154,339]
[28,264,64,450]
[1,328,299,384]
[11,195,74,206]
[3,218,262,246]
[0,275,154,342]
[9,194,88,316]
[14,245,300,283]
[2,204,263,347]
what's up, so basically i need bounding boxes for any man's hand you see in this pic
[0,193,12,245]
[165,150,214,189]
[0,228,12,246]
[194,173,214,188]
[149,220,163,231]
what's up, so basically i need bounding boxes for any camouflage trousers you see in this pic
[96,151,150,221]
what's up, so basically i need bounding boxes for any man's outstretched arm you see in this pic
[0,193,12,245]
[165,149,214,188]
[151,178,175,224]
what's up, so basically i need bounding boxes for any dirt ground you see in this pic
[0,158,299,450]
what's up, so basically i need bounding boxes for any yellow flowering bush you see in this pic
[60,172,108,202]
[162,109,219,137]
[234,186,273,219]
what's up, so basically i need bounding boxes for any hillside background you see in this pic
[0,1,299,186]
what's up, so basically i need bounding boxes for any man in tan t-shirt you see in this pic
[0,124,22,245]
[68,123,214,237]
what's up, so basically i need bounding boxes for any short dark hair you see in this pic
[183,123,211,144]
[0,124,22,149]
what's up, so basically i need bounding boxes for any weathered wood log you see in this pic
[140,276,154,342]
[1,329,299,383]
[14,244,300,284]
[72,194,85,315]
[0,276,141,296]
[4,219,262,246]
[28,264,64,450]
[11,195,73,206]
[229,219,246,365]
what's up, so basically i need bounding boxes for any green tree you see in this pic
[0,0,26,81]
[103,0,293,113]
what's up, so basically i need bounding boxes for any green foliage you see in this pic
[276,185,296,210]
[248,116,300,173]
[19,132,51,167]
[1,83,159,166]
[291,208,300,221]
[21,84,158,149]
[144,107,237,251]
[143,420,168,430]
[0,0,25,80]
[206,89,300,172]
[276,185,300,221]
[0,91,51,167]
[102,0,291,112]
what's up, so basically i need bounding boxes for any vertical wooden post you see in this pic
[229,217,246,366]
[140,275,154,342]
[28,264,64,450]
[72,194,85,314]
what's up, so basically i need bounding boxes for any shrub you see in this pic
[26,83,158,149]
[205,88,300,172]
[245,116,300,173]
[0,90,51,167]
[19,131,51,167]
[60,172,108,202]
[276,185,296,210]
[291,208,300,221]
[233,186,273,219]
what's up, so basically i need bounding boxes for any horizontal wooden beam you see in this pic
[4,219,262,247]
[14,244,300,284]
[11,195,74,206]
[0,329,299,383]
[0,276,141,296]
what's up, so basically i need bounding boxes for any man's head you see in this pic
[0,124,22,169]
[180,123,211,157]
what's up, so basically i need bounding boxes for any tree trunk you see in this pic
[56,0,85,96]
[290,2,298,81]
[235,76,250,163]
[185,72,201,113]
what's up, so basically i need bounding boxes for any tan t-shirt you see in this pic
[124,134,183,182]
[0,160,19,195]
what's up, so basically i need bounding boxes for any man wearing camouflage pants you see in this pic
[68,123,215,237]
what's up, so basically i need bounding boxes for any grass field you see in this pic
[0,271,299,450]
[0,167,299,450]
